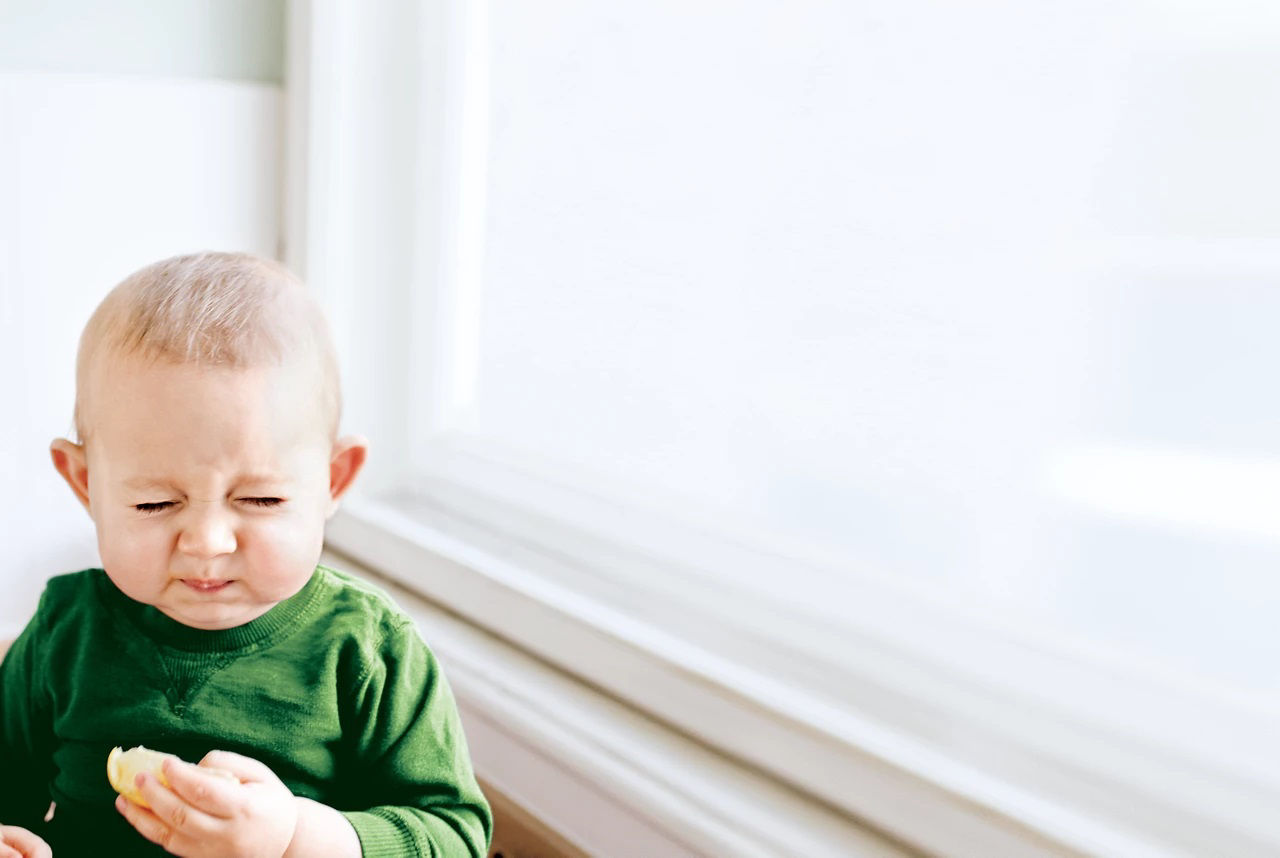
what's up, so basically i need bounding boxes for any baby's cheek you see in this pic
[99,517,168,576]
[245,514,325,589]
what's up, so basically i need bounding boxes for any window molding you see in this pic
[289,3,1280,854]
[328,494,1275,857]
[322,549,905,858]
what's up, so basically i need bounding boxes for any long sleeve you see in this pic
[0,596,55,832]
[338,620,492,858]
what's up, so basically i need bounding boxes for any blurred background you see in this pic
[3,1,1279,856]
[0,0,282,628]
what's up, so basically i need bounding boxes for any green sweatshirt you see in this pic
[0,565,492,857]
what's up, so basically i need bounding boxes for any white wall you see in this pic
[0,0,283,83]
[0,2,283,635]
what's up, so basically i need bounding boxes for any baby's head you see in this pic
[51,252,367,630]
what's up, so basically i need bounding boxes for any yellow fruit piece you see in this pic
[106,746,173,809]
[106,746,237,809]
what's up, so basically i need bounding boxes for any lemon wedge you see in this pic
[107,746,236,808]
[107,746,172,808]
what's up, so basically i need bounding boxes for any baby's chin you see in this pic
[156,590,281,630]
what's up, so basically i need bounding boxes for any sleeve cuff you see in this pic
[340,809,416,858]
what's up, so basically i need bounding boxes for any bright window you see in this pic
[435,0,1280,691]
[304,2,1280,853]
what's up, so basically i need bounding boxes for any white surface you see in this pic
[0,0,285,83]
[0,71,282,632]
[283,0,426,497]
[324,551,905,858]
[292,2,1280,853]
[423,0,1280,695]
[330,494,1280,857]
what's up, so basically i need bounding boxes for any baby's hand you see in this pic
[115,750,298,858]
[0,825,52,858]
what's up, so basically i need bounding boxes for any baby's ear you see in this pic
[326,435,369,517]
[50,438,91,512]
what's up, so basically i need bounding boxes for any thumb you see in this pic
[198,749,279,784]
[0,826,52,858]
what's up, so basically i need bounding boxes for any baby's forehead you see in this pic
[82,355,334,456]
[92,428,331,491]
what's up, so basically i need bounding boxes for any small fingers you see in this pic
[162,757,241,818]
[199,749,275,784]
[0,826,52,858]
[116,794,178,852]
[135,770,220,835]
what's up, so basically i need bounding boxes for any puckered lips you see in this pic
[181,578,233,593]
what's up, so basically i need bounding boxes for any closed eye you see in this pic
[135,501,175,514]
[241,497,284,507]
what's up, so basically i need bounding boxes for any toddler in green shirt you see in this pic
[0,253,492,857]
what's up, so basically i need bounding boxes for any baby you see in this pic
[0,253,491,857]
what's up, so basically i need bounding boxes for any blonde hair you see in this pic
[74,251,341,443]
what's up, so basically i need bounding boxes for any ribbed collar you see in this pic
[96,566,328,653]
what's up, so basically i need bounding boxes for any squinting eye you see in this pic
[241,497,283,507]
[135,502,175,514]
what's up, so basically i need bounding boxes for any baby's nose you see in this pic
[177,507,238,558]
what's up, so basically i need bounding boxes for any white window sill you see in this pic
[325,492,1280,858]
[320,548,903,858]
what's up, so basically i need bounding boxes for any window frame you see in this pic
[286,3,1280,855]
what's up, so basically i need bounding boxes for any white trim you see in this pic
[324,551,908,858]
[439,0,487,434]
[282,0,313,272]
[283,0,426,495]
[405,0,488,461]
[328,498,1271,858]
[404,0,455,452]
[406,437,1280,721]
[291,5,1280,855]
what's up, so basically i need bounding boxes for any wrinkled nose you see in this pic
[177,506,237,559]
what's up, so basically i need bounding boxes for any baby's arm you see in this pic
[119,752,362,858]
[337,620,492,858]
[284,798,362,858]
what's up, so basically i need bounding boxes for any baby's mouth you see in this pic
[182,579,233,593]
